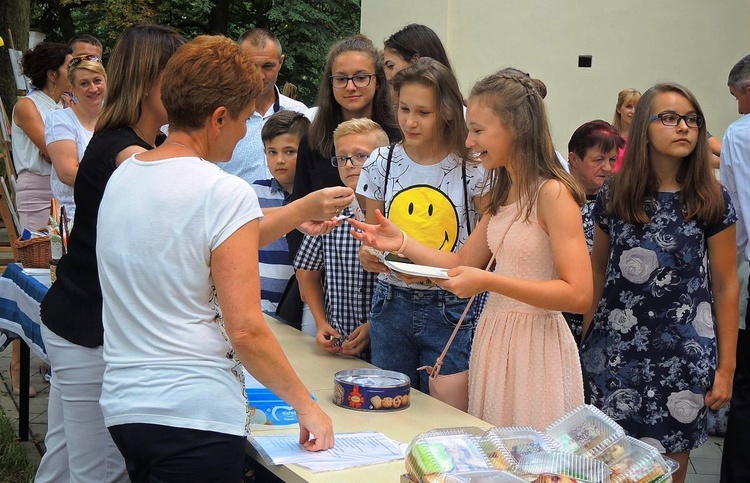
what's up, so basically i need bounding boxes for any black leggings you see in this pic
[109,423,245,483]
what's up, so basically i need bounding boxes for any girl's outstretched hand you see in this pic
[348,209,403,252]
[433,266,488,299]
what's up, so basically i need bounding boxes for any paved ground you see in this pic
[0,345,728,481]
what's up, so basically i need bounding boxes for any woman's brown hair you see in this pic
[607,82,724,224]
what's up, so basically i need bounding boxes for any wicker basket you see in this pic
[14,235,51,268]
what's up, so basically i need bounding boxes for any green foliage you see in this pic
[0,407,36,483]
[30,0,361,105]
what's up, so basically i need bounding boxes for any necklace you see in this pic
[166,141,205,159]
[132,125,155,148]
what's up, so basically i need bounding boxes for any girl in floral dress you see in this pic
[582,82,738,483]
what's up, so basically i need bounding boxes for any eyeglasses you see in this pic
[331,153,370,167]
[69,54,102,68]
[649,112,703,128]
[330,74,376,89]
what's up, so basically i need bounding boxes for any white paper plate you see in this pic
[384,260,450,279]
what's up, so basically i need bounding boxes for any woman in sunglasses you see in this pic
[582,83,738,483]
[45,54,106,221]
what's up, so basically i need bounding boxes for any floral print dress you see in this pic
[581,183,736,453]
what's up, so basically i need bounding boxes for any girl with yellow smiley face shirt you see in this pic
[356,58,487,393]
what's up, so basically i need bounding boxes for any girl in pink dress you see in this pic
[351,69,591,429]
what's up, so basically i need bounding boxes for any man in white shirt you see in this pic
[720,53,750,483]
[216,29,307,185]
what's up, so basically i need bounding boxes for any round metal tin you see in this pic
[333,369,411,411]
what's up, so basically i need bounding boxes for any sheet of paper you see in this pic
[384,260,451,280]
[250,431,404,472]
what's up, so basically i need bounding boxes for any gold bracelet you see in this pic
[396,230,408,255]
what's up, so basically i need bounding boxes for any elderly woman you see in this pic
[45,54,107,220]
[564,120,624,343]
[95,35,335,481]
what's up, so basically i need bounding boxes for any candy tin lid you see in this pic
[545,405,625,458]
[335,369,411,387]
[333,369,411,411]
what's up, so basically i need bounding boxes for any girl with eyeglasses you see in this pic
[45,55,106,221]
[355,58,488,395]
[289,34,399,257]
[582,82,738,483]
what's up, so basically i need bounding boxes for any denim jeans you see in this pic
[369,281,476,393]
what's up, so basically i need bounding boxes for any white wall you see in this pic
[362,0,750,152]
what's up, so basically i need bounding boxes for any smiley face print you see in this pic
[388,185,459,252]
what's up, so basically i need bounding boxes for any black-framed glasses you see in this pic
[69,54,102,68]
[331,153,369,167]
[330,74,376,89]
[649,112,703,128]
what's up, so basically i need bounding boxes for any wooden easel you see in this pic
[0,96,19,265]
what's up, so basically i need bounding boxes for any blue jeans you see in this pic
[370,281,476,393]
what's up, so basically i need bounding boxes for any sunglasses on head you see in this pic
[69,54,102,68]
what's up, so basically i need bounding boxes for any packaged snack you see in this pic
[443,470,526,482]
[546,405,624,457]
[481,427,559,468]
[597,437,676,483]
[516,451,610,483]
[406,428,492,482]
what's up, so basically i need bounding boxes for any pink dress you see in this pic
[468,197,584,429]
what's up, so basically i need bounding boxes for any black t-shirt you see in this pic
[41,127,156,348]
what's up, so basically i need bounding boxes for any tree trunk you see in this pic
[0,0,31,114]
[208,0,229,35]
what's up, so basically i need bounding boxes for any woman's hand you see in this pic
[433,266,488,298]
[316,323,343,354]
[705,368,734,410]
[296,403,335,451]
[341,322,370,356]
[299,218,342,237]
[349,209,404,252]
[304,187,355,221]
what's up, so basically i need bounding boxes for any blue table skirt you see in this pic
[0,263,49,364]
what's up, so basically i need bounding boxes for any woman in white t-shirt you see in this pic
[96,36,335,482]
[45,55,107,220]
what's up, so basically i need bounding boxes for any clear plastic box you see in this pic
[443,470,527,482]
[516,451,611,482]
[405,428,492,482]
[545,405,625,457]
[481,427,559,468]
[594,436,677,483]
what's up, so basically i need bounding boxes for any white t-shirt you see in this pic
[357,144,488,288]
[45,108,93,220]
[97,155,263,437]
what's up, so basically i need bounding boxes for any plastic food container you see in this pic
[481,427,559,469]
[516,451,611,482]
[443,470,527,482]
[594,436,677,483]
[406,428,492,482]
[334,369,411,411]
[545,405,625,457]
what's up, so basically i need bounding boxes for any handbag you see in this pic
[275,273,303,330]
[418,216,515,411]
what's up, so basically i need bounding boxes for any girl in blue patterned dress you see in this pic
[581,82,738,483]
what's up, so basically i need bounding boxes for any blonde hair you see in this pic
[469,68,584,218]
[612,88,642,133]
[67,59,106,85]
[333,118,389,149]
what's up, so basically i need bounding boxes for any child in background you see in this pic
[252,111,310,319]
[356,58,488,393]
[352,68,590,428]
[294,119,389,359]
[582,83,737,483]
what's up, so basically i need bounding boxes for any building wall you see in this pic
[361,0,750,153]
